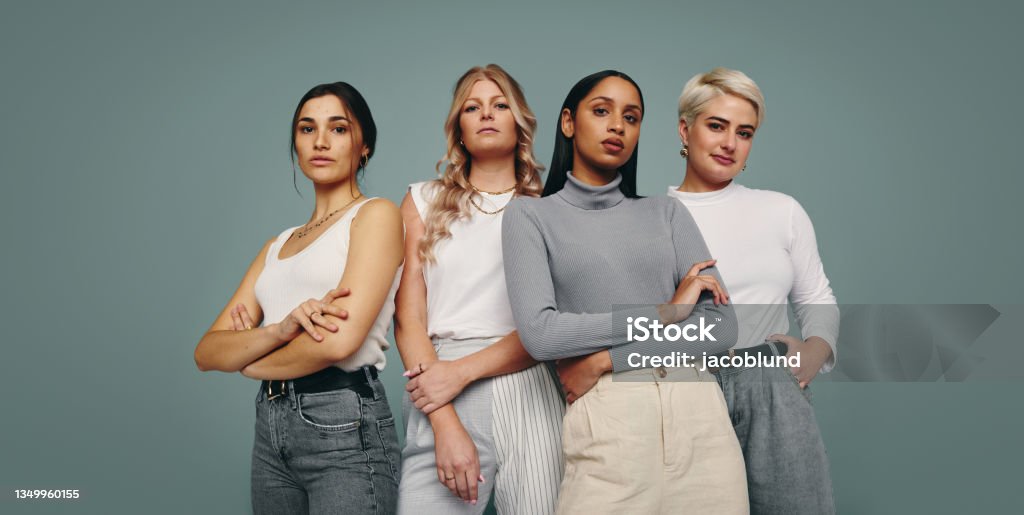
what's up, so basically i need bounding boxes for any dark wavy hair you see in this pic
[543,70,644,198]
[289,82,377,193]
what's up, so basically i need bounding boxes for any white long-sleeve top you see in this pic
[668,182,840,371]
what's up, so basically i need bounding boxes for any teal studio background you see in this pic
[1,0,1021,513]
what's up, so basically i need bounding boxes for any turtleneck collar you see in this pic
[558,171,626,210]
[667,180,741,206]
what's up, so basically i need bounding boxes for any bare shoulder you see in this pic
[399,191,424,225]
[355,197,401,224]
[351,197,403,239]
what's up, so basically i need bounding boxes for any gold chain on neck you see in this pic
[294,195,363,239]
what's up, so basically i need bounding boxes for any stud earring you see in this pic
[679,145,689,158]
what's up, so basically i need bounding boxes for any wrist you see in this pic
[265,323,289,346]
[428,407,462,432]
[804,336,833,359]
[595,350,613,374]
[453,356,480,386]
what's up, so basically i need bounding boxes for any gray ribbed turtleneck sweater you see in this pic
[502,172,738,371]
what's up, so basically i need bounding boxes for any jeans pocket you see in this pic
[784,367,813,404]
[375,417,400,480]
[296,389,362,432]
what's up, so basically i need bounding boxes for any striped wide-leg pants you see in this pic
[397,337,565,515]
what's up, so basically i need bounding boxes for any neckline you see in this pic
[667,181,741,206]
[275,198,369,261]
[557,171,626,210]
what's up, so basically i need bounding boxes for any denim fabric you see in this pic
[251,368,400,515]
[715,344,836,515]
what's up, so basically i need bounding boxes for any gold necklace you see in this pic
[294,195,364,239]
[469,182,516,195]
[469,192,515,215]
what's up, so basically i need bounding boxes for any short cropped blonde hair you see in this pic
[678,68,765,128]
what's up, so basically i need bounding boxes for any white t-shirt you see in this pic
[409,181,517,340]
[668,182,840,371]
[254,198,400,372]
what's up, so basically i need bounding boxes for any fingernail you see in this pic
[402,371,410,377]
[471,500,477,505]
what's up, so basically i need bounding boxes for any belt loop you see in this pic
[362,366,381,399]
[286,380,297,409]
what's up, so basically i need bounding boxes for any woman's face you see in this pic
[562,76,643,174]
[293,94,366,184]
[459,79,518,160]
[680,93,757,186]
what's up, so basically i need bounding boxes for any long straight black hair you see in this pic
[543,70,644,198]
[289,82,377,194]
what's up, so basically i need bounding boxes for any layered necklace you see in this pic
[468,182,515,215]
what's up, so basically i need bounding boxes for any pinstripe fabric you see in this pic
[397,338,564,515]
[491,363,565,514]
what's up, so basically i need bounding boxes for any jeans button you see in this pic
[656,366,668,378]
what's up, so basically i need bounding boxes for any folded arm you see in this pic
[241,199,404,380]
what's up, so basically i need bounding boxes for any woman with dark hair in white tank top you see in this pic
[394,64,564,514]
[194,82,404,514]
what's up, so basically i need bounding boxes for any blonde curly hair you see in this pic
[419,64,544,263]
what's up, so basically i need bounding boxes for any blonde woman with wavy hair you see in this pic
[395,64,564,515]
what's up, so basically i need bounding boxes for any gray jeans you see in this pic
[251,369,400,515]
[714,343,836,515]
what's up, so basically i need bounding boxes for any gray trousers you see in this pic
[714,343,836,515]
[397,337,565,515]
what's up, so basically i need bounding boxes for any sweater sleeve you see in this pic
[787,198,840,372]
[501,199,660,362]
[607,199,738,371]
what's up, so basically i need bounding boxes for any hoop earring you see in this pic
[679,145,689,158]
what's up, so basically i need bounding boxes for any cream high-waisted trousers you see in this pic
[556,366,749,515]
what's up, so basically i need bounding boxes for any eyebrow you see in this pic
[589,96,643,111]
[297,115,350,123]
[707,116,755,130]
[464,95,507,103]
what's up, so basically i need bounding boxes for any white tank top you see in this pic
[253,198,400,371]
[409,181,516,340]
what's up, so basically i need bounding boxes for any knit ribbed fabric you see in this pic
[501,172,738,371]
